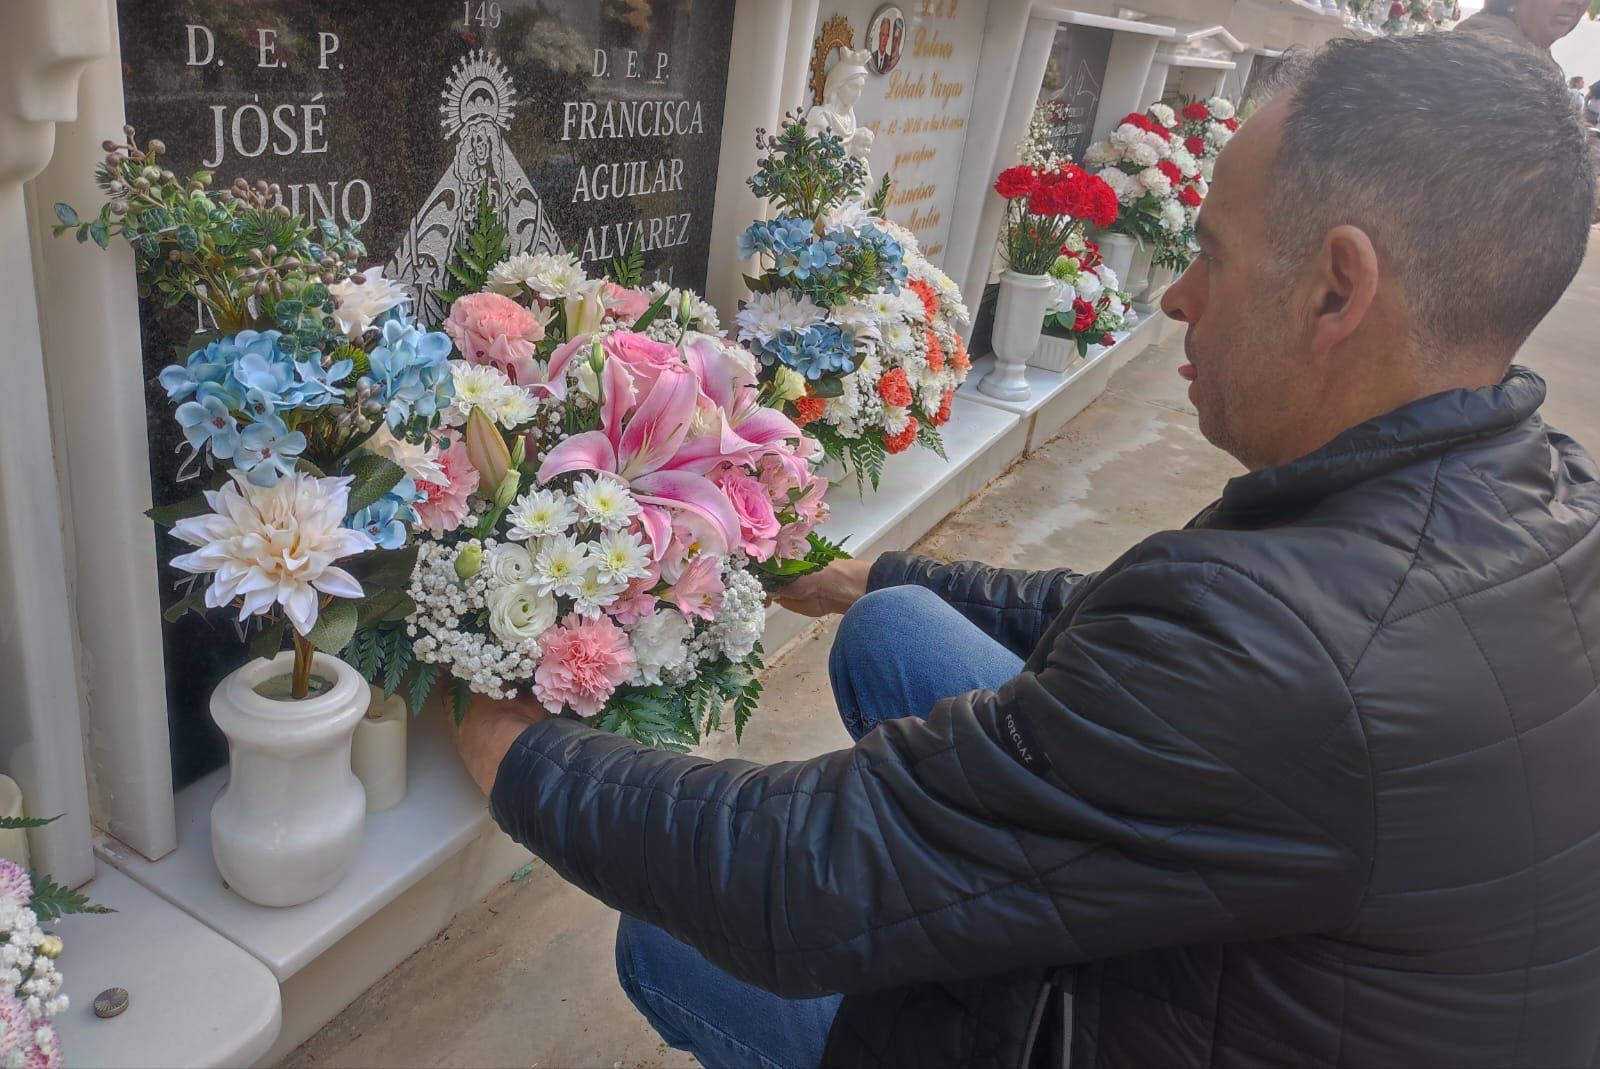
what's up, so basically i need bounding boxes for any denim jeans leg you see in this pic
[829,585,1025,741]
[615,914,842,1069]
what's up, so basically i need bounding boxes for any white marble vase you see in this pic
[209,650,368,908]
[981,270,1054,401]
[1139,263,1176,309]
[1096,232,1137,288]
[1126,242,1155,303]
[1029,334,1081,374]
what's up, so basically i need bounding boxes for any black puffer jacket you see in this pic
[490,368,1600,1067]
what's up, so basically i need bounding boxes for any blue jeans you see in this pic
[615,585,1024,1069]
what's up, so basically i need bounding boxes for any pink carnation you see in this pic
[533,614,637,716]
[714,469,781,561]
[603,282,654,322]
[445,292,545,385]
[413,438,480,536]
[0,859,31,904]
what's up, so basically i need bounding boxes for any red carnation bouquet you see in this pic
[992,163,1119,276]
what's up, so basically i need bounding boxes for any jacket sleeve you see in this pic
[867,551,1088,657]
[489,559,1371,999]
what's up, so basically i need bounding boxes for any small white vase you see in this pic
[1028,334,1080,374]
[1095,232,1137,287]
[1139,263,1176,308]
[210,650,368,908]
[1126,242,1155,302]
[981,270,1053,402]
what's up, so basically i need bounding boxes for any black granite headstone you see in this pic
[115,0,735,787]
[1036,24,1111,166]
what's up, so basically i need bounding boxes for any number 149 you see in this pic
[464,1,502,28]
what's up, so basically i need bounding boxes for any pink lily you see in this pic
[674,333,807,475]
[537,361,741,559]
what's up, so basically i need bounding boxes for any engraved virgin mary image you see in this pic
[389,50,563,325]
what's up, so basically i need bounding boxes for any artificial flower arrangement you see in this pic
[735,117,972,489]
[1082,105,1210,267]
[396,211,840,747]
[1042,238,1134,358]
[55,128,452,706]
[0,816,112,1069]
[993,161,1120,276]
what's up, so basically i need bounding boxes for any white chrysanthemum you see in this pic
[1139,167,1174,198]
[506,487,580,541]
[592,529,652,584]
[882,405,912,436]
[835,300,883,344]
[329,267,410,340]
[883,320,914,352]
[1128,141,1160,169]
[484,544,534,587]
[532,534,588,598]
[487,581,558,648]
[1208,97,1236,121]
[446,363,517,427]
[573,568,629,618]
[489,251,588,301]
[1148,103,1177,128]
[735,290,826,344]
[572,473,641,530]
[492,388,540,428]
[824,199,875,234]
[629,609,693,686]
[1169,148,1200,179]
[368,425,448,487]
[170,471,373,635]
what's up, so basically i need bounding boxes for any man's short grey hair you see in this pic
[1253,34,1595,364]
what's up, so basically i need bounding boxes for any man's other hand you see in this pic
[773,559,873,617]
[455,694,549,795]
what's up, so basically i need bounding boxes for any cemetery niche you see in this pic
[115,0,735,785]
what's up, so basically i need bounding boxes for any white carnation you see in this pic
[1148,103,1177,127]
[1139,167,1174,199]
[1169,148,1200,179]
[629,609,694,686]
[1082,141,1117,168]
[1208,97,1236,120]
[1129,141,1160,169]
[1160,199,1187,233]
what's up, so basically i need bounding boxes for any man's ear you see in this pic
[1307,224,1381,357]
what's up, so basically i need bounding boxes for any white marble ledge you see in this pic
[97,711,493,983]
[53,862,281,1069]
[959,313,1162,420]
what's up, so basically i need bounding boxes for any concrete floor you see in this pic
[287,231,1600,1069]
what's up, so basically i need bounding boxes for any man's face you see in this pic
[1516,0,1588,47]
[1160,100,1310,470]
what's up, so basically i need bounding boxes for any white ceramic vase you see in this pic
[1096,232,1137,287]
[981,270,1054,402]
[1126,242,1155,302]
[1139,263,1176,308]
[210,650,368,908]
[1029,334,1080,374]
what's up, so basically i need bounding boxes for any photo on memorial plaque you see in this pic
[865,5,905,75]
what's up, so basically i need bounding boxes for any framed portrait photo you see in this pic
[866,4,906,75]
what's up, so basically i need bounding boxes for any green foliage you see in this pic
[747,115,868,219]
[757,532,853,591]
[447,678,474,726]
[250,618,287,662]
[434,187,510,308]
[145,490,214,528]
[342,454,407,516]
[0,815,57,831]
[306,601,358,655]
[869,172,893,216]
[161,586,209,624]
[630,289,673,333]
[916,421,947,460]
[803,420,887,493]
[588,651,767,749]
[607,234,646,287]
[28,872,115,923]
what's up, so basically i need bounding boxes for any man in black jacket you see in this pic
[457,33,1600,1068]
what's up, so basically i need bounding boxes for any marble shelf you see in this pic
[53,863,282,1068]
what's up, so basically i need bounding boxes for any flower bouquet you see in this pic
[993,162,1120,276]
[1043,240,1133,358]
[407,239,835,747]
[0,816,112,1069]
[735,117,972,489]
[1082,106,1208,272]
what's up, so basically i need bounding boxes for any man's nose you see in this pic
[1161,267,1194,324]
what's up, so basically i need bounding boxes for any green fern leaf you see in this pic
[29,872,114,922]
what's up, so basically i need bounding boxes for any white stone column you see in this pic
[33,0,178,862]
[706,0,795,323]
[0,0,113,886]
[1091,32,1160,143]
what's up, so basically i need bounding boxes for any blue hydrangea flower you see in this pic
[294,356,354,407]
[345,474,419,550]
[362,314,454,428]
[777,238,841,282]
[754,324,856,381]
[175,393,240,458]
[160,339,243,405]
[235,413,307,486]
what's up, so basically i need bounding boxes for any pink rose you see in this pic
[602,331,683,392]
[445,292,545,385]
[533,614,636,717]
[714,469,781,561]
[603,282,654,323]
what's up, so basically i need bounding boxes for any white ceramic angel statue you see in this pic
[806,46,875,196]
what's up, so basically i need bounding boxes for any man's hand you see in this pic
[454,694,549,795]
[773,558,873,617]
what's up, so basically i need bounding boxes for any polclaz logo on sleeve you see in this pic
[1002,709,1053,777]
